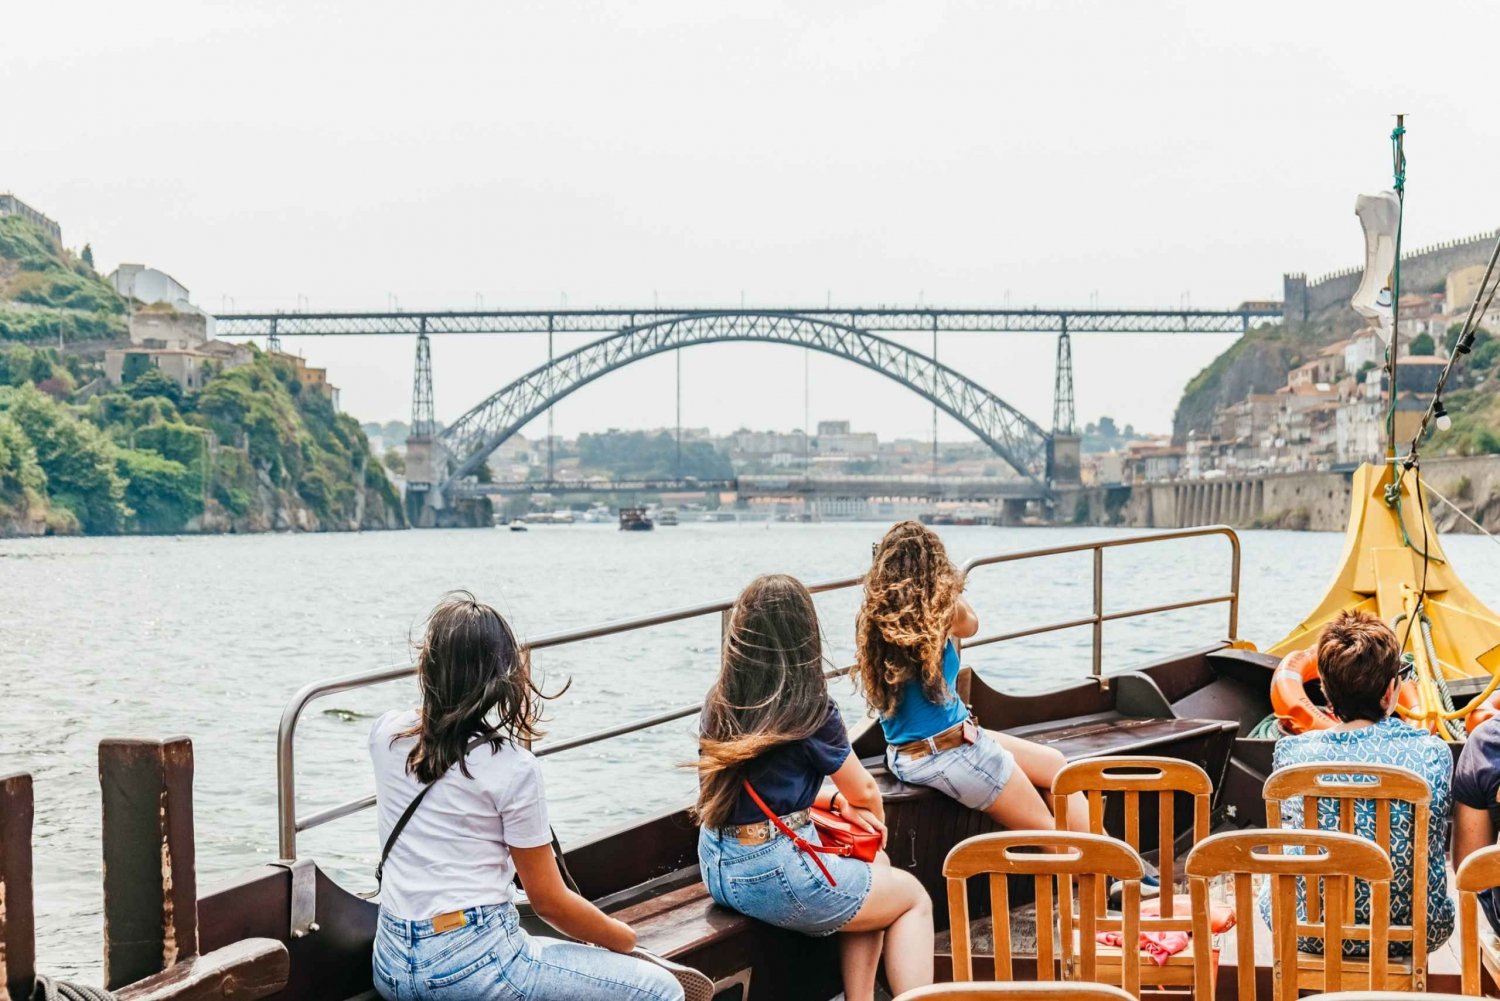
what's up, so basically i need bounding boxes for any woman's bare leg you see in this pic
[989,730,1089,832]
[838,929,885,1001]
[839,854,933,999]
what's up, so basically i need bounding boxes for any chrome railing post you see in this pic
[1092,546,1105,682]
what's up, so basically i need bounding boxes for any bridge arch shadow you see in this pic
[437,312,1051,491]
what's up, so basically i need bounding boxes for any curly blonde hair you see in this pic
[853,521,964,719]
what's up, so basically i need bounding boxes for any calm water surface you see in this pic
[6,522,1500,976]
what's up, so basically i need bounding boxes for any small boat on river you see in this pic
[619,505,655,531]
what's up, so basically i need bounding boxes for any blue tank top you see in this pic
[879,640,968,745]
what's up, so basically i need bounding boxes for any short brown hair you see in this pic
[1317,610,1402,723]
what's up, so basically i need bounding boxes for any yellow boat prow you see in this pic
[1269,462,1500,680]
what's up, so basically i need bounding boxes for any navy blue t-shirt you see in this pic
[723,697,852,826]
[1454,721,1500,934]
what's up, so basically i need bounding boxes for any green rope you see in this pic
[1249,714,1287,740]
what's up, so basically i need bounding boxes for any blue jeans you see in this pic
[698,822,873,937]
[373,903,682,1001]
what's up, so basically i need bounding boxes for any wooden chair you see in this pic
[893,981,1135,1001]
[1264,762,1433,991]
[1455,842,1500,995]
[943,830,1144,996]
[1051,755,1213,991]
[1185,828,1393,1001]
[1299,993,1473,1001]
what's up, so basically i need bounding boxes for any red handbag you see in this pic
[741,780,882,886]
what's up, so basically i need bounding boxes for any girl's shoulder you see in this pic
[369,708,417,747]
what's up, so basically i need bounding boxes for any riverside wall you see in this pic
[1062,454,1500,533]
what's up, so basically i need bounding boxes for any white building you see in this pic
[109,264,191,308]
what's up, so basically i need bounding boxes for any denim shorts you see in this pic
[698,821,874,937]
[886,727,1016,810]
[372,903,682,1001]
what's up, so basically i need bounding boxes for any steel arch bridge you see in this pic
[436,312,1051,492]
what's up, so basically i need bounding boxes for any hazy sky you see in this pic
[10,1,1500,440]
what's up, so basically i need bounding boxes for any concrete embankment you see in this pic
[1060,454,1500,533]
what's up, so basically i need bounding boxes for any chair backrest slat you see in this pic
[1454,842,1500,995]
[1053,756,1213,934]
[1262,762,1431,989]
[943,831,1144,993]
[1185,828,1394,1001]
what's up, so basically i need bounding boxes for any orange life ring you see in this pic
[1271,647,1423,735]
[1467,690,1500,733]
[1271,648,1338,734]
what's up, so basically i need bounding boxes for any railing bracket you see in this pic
[273,858,319,938]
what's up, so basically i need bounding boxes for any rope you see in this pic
[1386,122,1406,443]
[1424,480,1500,548]
[29,976,115,1001]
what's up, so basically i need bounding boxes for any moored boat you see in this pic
[620,505,655,531]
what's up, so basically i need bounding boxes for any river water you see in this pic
[6,522,1500,977]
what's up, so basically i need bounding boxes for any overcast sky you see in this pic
[9,1,1500,440]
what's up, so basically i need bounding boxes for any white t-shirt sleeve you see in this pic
[497,750,552,849]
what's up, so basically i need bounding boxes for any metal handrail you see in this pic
[276,525,1241,859]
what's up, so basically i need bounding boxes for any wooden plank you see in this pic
[100,738,198,990]
[0,774,35,1001]
[115,939,288,1001]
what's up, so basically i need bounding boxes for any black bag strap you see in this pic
[374,734,492,890]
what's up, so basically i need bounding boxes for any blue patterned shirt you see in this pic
[1256,716,1455,955]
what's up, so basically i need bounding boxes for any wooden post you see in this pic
[0,773,36,1001]
[100,739,198,991]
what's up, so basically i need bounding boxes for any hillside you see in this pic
[0,215,127,342]
[0,343,405,536]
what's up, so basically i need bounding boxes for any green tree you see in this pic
[1410,332,1436,355]
[383,447,405,475]
[0,385,127,531]
[120,352,153,384]
[81,243,94,269]
[128,367,184,406]
[0,413,48,513]
[117,448,202,532]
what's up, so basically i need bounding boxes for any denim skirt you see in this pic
[886,727,1016,810]
[698,821,874,937]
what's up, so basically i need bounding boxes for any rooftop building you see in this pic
[0,193,61,244]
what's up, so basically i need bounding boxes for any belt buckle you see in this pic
[431,910,468,934]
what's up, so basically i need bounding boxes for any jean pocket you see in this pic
[725,865,805,925]
[423,951,498,991]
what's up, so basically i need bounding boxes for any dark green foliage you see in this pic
[127,367,183,405]
[576,430,733,479]
[81,244,94,269]
[0,413,47,521]
[0,216,127,344]
[117,447,202,532]
[120,352,152,384]
[0,385,126,531]
[1410,332,1435,355]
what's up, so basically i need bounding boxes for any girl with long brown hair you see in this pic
[854,521,1089,835]
[696,574,933,1001]
[370,592,706,1001]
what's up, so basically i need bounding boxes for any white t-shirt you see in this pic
[369,709,552,919]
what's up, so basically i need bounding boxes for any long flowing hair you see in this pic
[853,520,964,718]
[693,574,830,830]
[397,591,568,783]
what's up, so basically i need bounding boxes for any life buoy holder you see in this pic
[1271,647,1423,735]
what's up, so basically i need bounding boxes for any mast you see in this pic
[1385,113,1406,469]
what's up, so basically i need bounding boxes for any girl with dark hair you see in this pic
[370,592,701,1001]
[696,574,933,1001]
[854,521,1088,835]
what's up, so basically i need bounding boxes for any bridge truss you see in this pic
[216,305,1278,338]
[437,313,1055,488]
